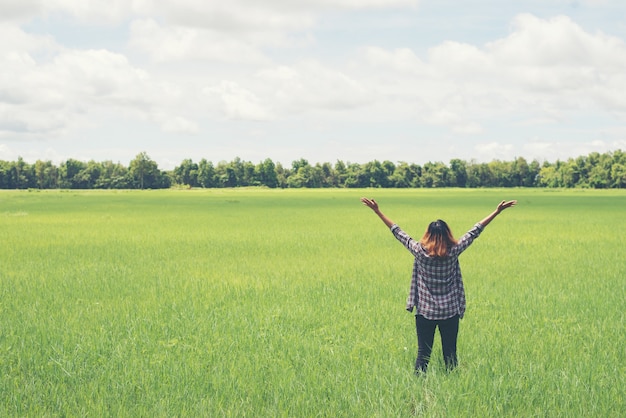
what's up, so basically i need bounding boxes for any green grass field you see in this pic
[1,188,625,417]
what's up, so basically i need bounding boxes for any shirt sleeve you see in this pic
[450,223,484,257]
[390,224,424,257]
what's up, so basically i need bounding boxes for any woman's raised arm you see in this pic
[478,200,517,228]
[361,197,396,229]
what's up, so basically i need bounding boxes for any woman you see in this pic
[360,197,516,373]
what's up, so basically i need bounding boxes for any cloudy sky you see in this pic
[1,0,626,169]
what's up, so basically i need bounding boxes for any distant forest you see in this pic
[1,150,625,189]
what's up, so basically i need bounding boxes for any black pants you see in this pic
[415,314,460,373]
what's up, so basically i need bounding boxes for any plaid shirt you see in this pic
[391,223,484,320]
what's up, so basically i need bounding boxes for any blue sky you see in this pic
[1,0,625,169]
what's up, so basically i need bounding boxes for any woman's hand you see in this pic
[360,197,379,212]
[478,200,517,227]
[496,200,517,213]
[361,197,395,228]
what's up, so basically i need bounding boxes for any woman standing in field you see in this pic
[360,197,516,373]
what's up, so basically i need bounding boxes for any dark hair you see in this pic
[420,219,458,257]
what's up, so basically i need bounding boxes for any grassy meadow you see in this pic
[1,188,625,417]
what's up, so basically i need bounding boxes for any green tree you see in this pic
[611,163,626,188]
[287,163,323,188]
[129,152,162,189]
[585,152,613,188]
[217,162,237,187]
[242,161,258,186]
[197,159,216,188]
[255,158,278,188]
[449,159,467,187]
[34,160,58,189]
[74,160,103,189]
[466,161,494,188]
[59,159,87,189]
[11,157,34,189]
[422,162,450,187]
[174,159,199,187]
[291,158,309,173]
[334,160,348,187]
[389,162,412,188]
[343,163,365,188]
[538,164,561,187]
[275,162,288,188]
[362,160,390,188]
[0,161,12,188]
[287,159,312,188]
[510,157,533,187]
[95,161,130,189]
[588,165,609,188]
[560,160,579,188]
[488,160,513,187]
[319,162,335,187]
[230,157,245,185]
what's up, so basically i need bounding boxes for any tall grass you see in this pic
[0,188,624,417]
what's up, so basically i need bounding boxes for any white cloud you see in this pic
[475,142,514,160]
[490,14,601,67]
[361,46,426,73]
[353,13,626,134]
[2,2,626,166]
[520,136,626,163]
[428,41,492,76]
[203,81,274,121]
[129,19,271,64]
[0,23,58,56]
[135,1,314,33]
[0,0,43,22]
[0,142,66,163]
[257,61,372,113]
[498,15,626,119]
[297,0,418,8]
[156,115,199,134]
[133,0,418,30]
[49,49,154,106]
[45,0,137,23]
[0,0,419,27]
[453,122,483,135]
[0,26,192,139]
[0,28,70,135]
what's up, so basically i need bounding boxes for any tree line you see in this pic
[1,150,625,190]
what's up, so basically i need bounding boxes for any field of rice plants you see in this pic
[1,188,624,417]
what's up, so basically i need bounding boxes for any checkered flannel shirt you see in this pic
[390,223,484,320]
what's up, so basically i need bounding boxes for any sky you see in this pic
[1,0,626,170]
